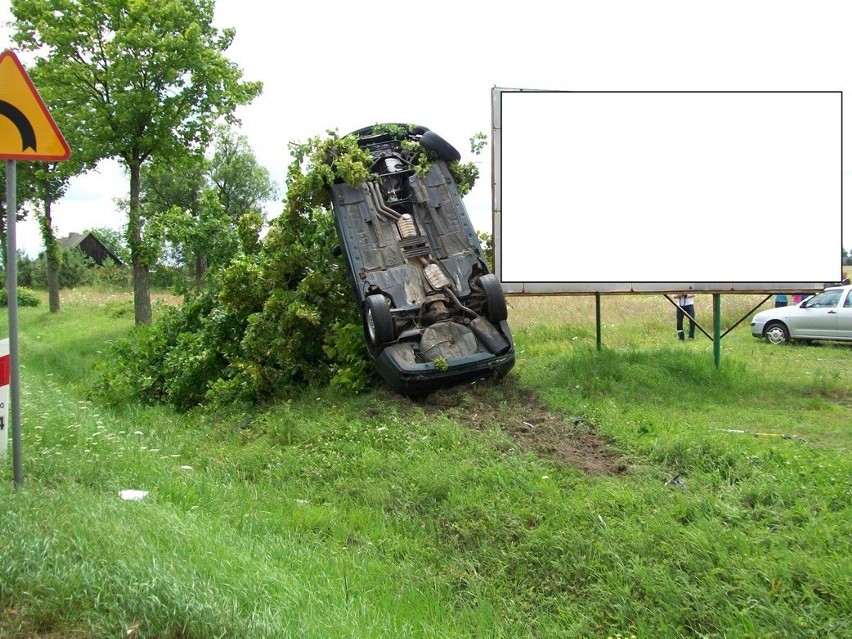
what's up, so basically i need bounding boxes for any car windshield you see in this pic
[803,290,842,308]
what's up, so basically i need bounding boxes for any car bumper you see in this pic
[750,320,766,339]
[372,347,516,395]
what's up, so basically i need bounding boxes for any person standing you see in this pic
[775,293,788,308]
[675,293,696,340]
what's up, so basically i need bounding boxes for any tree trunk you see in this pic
[193,253,207,287]
[43,191,61,313]
[47,268,60,312]
[128,160,152,325]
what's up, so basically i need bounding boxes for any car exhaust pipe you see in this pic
[367,181,401,221]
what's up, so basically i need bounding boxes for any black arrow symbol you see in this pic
[0,99,37,152]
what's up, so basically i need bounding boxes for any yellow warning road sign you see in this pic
[0,50,70,161]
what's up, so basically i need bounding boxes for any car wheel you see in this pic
[420,131,461,163]
[364,295,396,346]
[478,274,508,323]
[764,321,789,345]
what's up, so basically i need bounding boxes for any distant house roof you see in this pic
[58,232,125,267]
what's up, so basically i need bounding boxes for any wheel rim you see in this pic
[366,309,377,343]
[766,326,786,344]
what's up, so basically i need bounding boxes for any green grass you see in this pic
[1,290,849,638]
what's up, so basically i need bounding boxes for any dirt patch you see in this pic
[808,388,852,410]
[382,378,627,476]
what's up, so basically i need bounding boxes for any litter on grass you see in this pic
[119,490,148,501]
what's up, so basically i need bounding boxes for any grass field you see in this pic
[1,289,849,638]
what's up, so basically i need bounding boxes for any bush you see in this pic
[0,286,40,307]
[91,258,131,289]
[16,248,96,289]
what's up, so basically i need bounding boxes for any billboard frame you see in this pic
[491,87,841,295]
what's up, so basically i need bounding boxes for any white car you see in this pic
[751,284,852,344]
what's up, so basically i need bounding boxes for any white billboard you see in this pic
[492,89,842,294]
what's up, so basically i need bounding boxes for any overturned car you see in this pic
[328,124,515,393]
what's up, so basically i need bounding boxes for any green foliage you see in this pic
[91,258,131,289]
[323,321,379,391]
[95,131,371,410]
[12,0,262,169]
[58,247,96,288]
[17,247,96,289]
[104,299,134,318]
[12,0,262,324]
[94,291,225,408]
[454,132,483,194]
[37,209,62,272]
[14,251,38,288]
[0,286,40,307]
[470,131,488,155]
[148,264,184,290]
[237,211,263,255]
[209,125,278,221]
[477,230,494,270]
[138,128,277,288]
[449,161,480,196]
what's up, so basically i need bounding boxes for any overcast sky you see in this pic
[2,0,851,258]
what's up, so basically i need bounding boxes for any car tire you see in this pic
[364,294,396,347]
[420,131,461,163]
[478,274,508,323]
[764,321,789,345]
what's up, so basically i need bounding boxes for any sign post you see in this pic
[1,49,70,485]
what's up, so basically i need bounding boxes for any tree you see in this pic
[25,63,98,312]
[140,153,208,283]
[0,164,37,270]
[208,125,277,224]
[12,0,262,324]
[29,162,84,311]
[140,127,276,286]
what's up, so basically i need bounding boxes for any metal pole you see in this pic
[5,160,22,485]
[713,293,721,369]
[595,292,601,351]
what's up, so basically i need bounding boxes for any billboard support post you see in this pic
[713,294,722,369]
[595,293,602,351]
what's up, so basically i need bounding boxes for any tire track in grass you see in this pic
[381,378,628,475]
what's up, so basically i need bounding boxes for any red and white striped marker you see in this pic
[0,338,9,458]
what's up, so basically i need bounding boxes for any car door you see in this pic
[789,289,843,338]
[836,289,852,340]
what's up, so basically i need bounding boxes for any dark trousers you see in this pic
[677,304,695,339]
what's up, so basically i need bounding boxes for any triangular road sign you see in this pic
[0,50,70,161]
